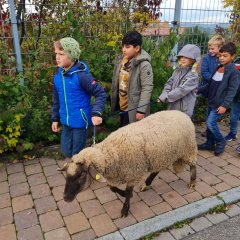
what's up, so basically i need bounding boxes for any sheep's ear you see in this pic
[89,165,106,183]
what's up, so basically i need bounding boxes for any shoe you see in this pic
[214,139,226,156]
[198,142,215,151]
[236,145,240,153]
[225,132,237,142]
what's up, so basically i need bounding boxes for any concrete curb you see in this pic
[96,186,240,240]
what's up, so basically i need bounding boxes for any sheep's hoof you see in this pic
[140,184,151,192]
[121,208,129,218]
[188,182,195,189]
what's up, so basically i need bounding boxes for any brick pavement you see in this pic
[0,123,240,240]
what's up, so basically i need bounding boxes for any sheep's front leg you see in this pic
[189,165,196,188]
[141,172,159,191]
[121,186,133,218]
[110,186,126,197]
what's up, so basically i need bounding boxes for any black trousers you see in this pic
[120,111,129,127]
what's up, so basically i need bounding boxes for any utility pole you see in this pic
[9,0,24,86]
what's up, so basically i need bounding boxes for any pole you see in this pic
[9,0,24,86]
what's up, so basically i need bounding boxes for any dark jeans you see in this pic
[229,101,240,135]
[206,107,224,142]
[61,125,88,157]
[120,111,129,127]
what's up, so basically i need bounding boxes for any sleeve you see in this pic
[137,62,153,113]
[79,72,107,116]
[51,85,60,122]
[221,71,240,108]
[201,55,212,82]
[158,75,174,102]
[166,73,199,102]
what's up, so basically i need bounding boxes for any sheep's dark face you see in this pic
[63,163,91,202]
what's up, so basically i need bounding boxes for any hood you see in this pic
[177,44,201,63]
[133,49,151,66]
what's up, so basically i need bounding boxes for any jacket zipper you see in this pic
[62,72,69,126]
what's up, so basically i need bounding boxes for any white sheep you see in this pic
[59,110,197,217]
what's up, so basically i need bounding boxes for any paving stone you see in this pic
[196,156,210,166]
[118,191,141,205]
[0,192,11,208]
[25,163,42,176]
[162,190,188,208]
[207,156,228,167]
[226,204,240,217]
[0,224,16,240]
[57,199,81,217]
[198,171,222,186]
[223,164,240,177]
[154,231,175,240]
[0,207,13,226]
[189,216,212,232]
[94,186,118,204]
[44,227,71,240]
[90,179,108,190]
[8,172,27,185]
[51,185,64,201]
[23,159,40,166]
[150,201,172,215]
[218,173,240,187]
[64,212,90,234]
[34,195,57,214]
[27,173,46,187]
[202,163,226,175]
[169,180,195,195]
[12,195,33,213]
[43,164,59,177]
[81,199,106,218]
[89,213,117,237]
[17,225,44,240]
[76,187,96,202]
[0,181,9,194]
[39,157,57,166]
[10,182,30,198]
[170,225,195,240]
[184,191,202,203]
[14,209,38,231]
[213,182,231,192]
[158,169,179,183]
[114,214,137,229]
[205,212,229,224]
[103,200,122,219]
[227,157,240,168]
[151,178,173,194]
[130,200,155,222]
[6,163,24,174]
[138,189,163,206]
[39,210,64,232]
[31,183,51,199]
[72,229,96,240]
[194,181,217,197]
[0,167,7,182]
[47,174,66,188]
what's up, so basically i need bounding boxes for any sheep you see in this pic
[59,110,197,217]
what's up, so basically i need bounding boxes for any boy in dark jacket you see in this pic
[51,37,106,158]
[198,42,240,156]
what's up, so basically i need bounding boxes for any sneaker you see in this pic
[236,145,240,153]
[225,133,237,142]
[198,142,215,151]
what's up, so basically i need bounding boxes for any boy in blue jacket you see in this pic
[198,42,240,156]
[51,37,106,158]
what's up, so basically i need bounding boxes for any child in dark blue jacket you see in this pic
[51,37,106,158]
[198,42,240,156]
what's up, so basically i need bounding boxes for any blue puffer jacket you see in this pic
[51,61,106,128]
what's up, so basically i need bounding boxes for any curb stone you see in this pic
[96,186,240,240]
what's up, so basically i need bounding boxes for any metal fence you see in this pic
[0,0,236,75]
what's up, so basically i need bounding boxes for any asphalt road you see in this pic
[183,215,240,240]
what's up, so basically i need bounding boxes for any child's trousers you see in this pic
[229,101,240,135]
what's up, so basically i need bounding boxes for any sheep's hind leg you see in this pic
[140,172,159,191]
[121,186,133,218]
[110,186,126,197]
[188,165,196,188]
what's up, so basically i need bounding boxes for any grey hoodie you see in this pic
[158,44,201,117]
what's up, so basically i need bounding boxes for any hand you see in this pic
[217,106,226,114]
[52,122,60,132]
[136,113,145,121]
[157,98,161,103]
[92,116,102,125]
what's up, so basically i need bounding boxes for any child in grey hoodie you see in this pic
[157,44,201,117]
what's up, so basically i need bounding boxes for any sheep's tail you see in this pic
[172,158,185,173]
